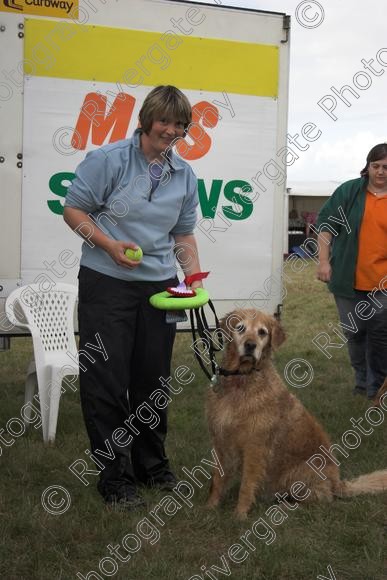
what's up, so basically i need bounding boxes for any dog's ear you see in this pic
[219,313,229,333]
[271,318,286,350]
[220,311,242,334]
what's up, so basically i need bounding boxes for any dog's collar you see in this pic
[218,366,261,377]
[210,364,261,387]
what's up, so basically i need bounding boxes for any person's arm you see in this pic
[315,181,350,283]
[63,206,141,269]
[316,231,332,282]
[173,233,202,289]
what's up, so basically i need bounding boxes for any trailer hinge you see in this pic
[281,15,291,43]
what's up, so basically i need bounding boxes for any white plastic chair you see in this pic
[5,283,79,443]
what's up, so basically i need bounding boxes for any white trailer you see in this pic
[0,0,290,339]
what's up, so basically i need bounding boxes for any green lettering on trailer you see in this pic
[197,179,223,218]
[47,172,75,215]
[223,180,253,220]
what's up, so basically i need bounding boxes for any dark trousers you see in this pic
[335,290,387,397]
[78,266,177,496]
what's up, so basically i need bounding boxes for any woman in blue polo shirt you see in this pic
[64,85,202,509]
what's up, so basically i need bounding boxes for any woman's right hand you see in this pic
[317,260,332,282]
[105,240,142,269]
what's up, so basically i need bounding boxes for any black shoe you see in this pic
[145,472,178,492]
[103,486,146,511]
[352,386,367,397]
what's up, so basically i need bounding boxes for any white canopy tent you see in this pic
[284,181,341,253]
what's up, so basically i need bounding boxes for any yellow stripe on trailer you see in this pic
[24,19,279,97]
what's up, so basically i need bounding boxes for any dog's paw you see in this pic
[206,498,220,509]
[234,508,248,521]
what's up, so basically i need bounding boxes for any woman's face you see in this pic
[141,118,186,160]
[367,155,387,191]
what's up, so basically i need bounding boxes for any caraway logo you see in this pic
[1,0,78,17]
[3,0,23,10]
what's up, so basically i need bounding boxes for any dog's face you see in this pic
[221,309,285,373]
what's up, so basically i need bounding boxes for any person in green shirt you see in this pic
[316,143,387,399]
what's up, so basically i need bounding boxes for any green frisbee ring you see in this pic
[150,288,210,310]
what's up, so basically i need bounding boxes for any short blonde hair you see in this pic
[139,85,192,134]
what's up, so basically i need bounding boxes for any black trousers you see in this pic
[78,266,177,496]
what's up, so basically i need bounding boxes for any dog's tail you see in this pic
[372,377,387,407]
[339,469,387,497]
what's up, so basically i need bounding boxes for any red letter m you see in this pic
[71,92,135,150]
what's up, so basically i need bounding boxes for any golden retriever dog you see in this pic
[372,376,387,407]
[206,309,387,519]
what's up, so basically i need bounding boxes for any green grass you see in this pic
[0,262,386,580]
